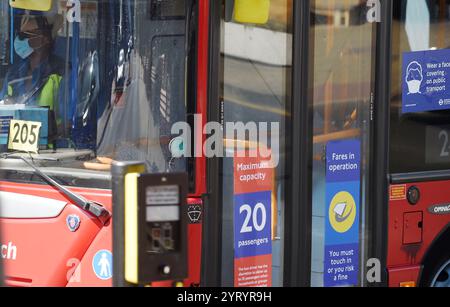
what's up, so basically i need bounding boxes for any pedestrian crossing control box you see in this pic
[124,172,188,285]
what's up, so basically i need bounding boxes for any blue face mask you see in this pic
[14,36,34,59]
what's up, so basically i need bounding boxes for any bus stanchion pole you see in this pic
[0,205,3,287]
[0,240,3,287]
[0,222,3,287]
[0,260,3,287]
[111,161,146,287]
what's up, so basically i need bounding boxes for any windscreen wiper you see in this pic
[18,156,111,225]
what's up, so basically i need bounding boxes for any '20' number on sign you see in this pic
[240,203,267,233]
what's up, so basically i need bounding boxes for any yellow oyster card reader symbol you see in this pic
[329,191,356,233]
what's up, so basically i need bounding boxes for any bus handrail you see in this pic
[390,169,450,184]
[313,128,360,145]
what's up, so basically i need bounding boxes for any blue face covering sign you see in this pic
[402,49,450,113]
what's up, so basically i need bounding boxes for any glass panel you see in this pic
[390,0,450,173]
[310,1,377,287]
[219,0,292,287]
[0,0,190,188]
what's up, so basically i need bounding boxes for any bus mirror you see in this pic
[234,0,270,25]
[9,0,53,12]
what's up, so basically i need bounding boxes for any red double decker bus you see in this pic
[0,0,449,288]
[0,0,208,287]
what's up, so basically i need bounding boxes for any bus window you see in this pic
[0,2,9,88]
[390,0,450,173]
[310,1,377,287]
[0,0,192,188]
[219,0,292,287]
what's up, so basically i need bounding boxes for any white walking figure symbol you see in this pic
[98,252,111,277]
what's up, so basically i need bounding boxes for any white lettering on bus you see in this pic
[434,204,450,214]
[1,242,17,260]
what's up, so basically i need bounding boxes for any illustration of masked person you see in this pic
[406,61,424,95]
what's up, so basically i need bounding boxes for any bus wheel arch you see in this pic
[419,223,450,287]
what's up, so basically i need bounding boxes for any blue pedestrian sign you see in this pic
[92,250,113,280]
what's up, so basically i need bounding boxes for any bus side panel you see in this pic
[388,180,450,285]
[0,182,112,286]
[0,182,113,212]
[0,182,201,286]
[185,198,202,286]
[387,266,421,288]
[1,204,103,287]
[66,221,113,287]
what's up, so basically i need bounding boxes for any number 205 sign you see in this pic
[8,120,41,153]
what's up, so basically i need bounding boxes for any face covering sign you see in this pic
[402,49,450,114]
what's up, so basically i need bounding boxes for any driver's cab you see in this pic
[0,0,196,286]
[0,0,193,188]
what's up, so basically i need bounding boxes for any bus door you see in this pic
[202,0,385,287]
[388,0,450,287]
[0,0,202,287]
[308,0,381,287]
[202,0,293,287]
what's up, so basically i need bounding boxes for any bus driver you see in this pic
[0,15,64,115]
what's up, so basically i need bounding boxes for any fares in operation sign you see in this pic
[233,150,273,287]
[402,49,450,113]
[324,139,361,287]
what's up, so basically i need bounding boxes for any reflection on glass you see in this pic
[390,0,450,173]
[310,1,376,287]
[220,0,292,287]
[0,0,190,188]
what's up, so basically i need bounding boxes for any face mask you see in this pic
[407,80,422,94]
[14,36,34,59]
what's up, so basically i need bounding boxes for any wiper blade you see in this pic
[18,157,111,225]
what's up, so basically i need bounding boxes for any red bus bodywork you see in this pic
[388,179,450,287]
[0,182,204,287]
[0,0,209,288]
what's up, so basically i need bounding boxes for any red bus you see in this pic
[0,0,449,288]
[0,0,208,287]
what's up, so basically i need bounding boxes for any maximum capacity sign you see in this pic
[233,151,273,287]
